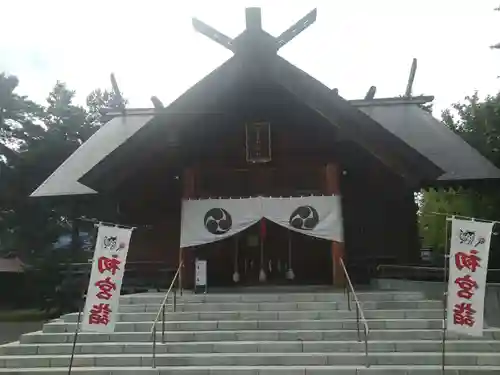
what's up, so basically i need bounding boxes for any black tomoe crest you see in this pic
[289,205,319,230]
[204,208,232,234]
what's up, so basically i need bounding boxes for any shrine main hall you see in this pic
[31,8,500,289]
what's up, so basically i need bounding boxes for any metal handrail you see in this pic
[378,264,445,272]
[150,262,183,368]
[340,258,369,367]
[377,264,500,281]
[378,264,500,272]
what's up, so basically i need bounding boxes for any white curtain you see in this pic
[262,196,343,242]
[180,197,262,248]
[180,195,344,247]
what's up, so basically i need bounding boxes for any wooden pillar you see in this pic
[325,163,345,286]
[180,167,196,290]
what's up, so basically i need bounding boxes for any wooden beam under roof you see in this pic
[101,95,436,118]
[350,95,434,107]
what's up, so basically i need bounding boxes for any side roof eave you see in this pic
[30,114,155,197]
[31,56,248,197]
[357,104,500,183]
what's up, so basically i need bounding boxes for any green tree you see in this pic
[0,75,123,260]
[0,74,46,258]
[86,88,126,128]
[0,73,125,310]
[419,92,500,265]
[0,73,43,161]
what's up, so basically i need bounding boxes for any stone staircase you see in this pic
[1,289,500,374]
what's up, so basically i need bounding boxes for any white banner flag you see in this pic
[447,218,494,336]
[262,196,343,242]
[180,198,262,248]
[81,225,133,333]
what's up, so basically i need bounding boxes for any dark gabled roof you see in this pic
[81,51,443,188]
[31,7,500,197]
[264,55,443,183]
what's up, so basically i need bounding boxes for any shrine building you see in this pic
[31,8,500,289]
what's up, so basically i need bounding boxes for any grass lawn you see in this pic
[0,308,54,322]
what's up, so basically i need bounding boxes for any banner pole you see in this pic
[68,298,84,375]
[422,211,500,225]
[68,259,92,375]
[441,216,451,375]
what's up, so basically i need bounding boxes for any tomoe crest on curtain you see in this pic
[204,208,233,234]
[181,198,263,247]
[289,205,319,230]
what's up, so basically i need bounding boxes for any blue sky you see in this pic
[2,0,500,115]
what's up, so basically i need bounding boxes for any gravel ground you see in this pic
[0,322,44,344]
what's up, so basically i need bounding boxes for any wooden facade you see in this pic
[73,9,428,288]
[31,7,500,289]
[109,88,422,287]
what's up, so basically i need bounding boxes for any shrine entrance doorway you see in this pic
[196,220,333,288]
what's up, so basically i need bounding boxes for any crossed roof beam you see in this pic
[192,7,317,52]
[104,8,424,115]
[192,7,420,103]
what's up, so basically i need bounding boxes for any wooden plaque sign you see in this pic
[246,122,271,163]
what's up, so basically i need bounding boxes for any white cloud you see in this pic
[2,0,500,114]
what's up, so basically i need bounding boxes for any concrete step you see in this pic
[2,340,499,356]
[119,292,428,305]
[1,352,500,367]
[19,329,500,344]
[0,365,499,374]
[118,300,443,313]
[42,319,447,333]
[62,309,444,322]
